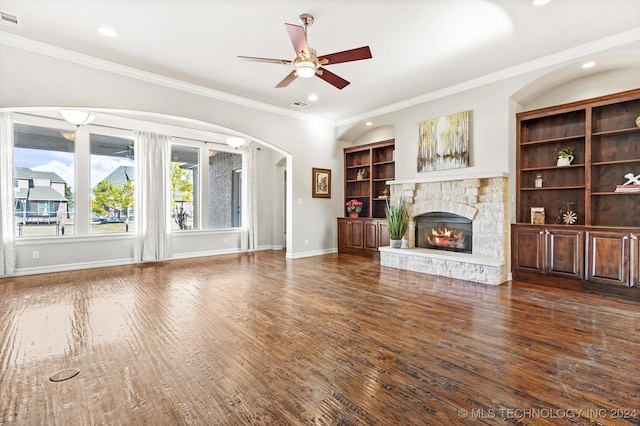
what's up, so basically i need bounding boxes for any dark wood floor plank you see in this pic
[1,251,639,425]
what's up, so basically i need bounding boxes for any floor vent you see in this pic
[0,11,21,27]
[50,368,80,382]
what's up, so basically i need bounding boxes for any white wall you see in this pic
[0,43,345,274]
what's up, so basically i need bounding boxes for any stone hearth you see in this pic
[379,172,509,285]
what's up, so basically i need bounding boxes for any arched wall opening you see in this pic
[2,106,294,274]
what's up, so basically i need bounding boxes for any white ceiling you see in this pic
[0,0,639,124]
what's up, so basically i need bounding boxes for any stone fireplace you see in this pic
[379,172,509,285]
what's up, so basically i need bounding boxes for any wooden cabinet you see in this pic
[341,140,394,257]
[338,218,363,250]
[516,89,639,228]
[338,218,389,257]
[512,225,583,279]
[344,140,395,219]
[513,89,640,298]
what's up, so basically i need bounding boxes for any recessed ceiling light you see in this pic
[582,61,596,69]
[98,27,117,37]
[307,94,318,102]
[533,0,551,5]
[365,121,373,126]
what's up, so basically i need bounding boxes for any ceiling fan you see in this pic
[238,13,372,90]
[114,144,134,156]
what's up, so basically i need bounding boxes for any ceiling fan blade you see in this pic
[238,56,292,65]
[317,67,350,90]
[285,23,309,55]
[276,70,298,88]
[318,46,372,65]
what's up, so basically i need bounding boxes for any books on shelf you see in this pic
[614,184,640,193]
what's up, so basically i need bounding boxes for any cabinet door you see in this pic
[586,231,630,286]
[348,220,364,249]
[378,222,390,248]
[546,229,584,279]
[512,226,545,273]
[337,219,351,249]
[631,233,639,288]
[364,220,378,251]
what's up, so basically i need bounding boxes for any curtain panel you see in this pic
[241,142,258,251]
[0,113,15,276]
[134,131,172,262]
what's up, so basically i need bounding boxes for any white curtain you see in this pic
[134,131,172,262]
[241,142,258,251]
[0,113,15,276]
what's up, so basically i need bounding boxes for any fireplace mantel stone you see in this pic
[380,173,509,285]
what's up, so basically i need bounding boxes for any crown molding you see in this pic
[336,27,640,127]
[0,31,335,127]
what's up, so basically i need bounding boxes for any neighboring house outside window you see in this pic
[13,167,68,234]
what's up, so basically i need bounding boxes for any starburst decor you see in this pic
[563,210,577,225]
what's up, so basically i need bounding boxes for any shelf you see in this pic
[517,88,640,230]
[521,186,585,191]
[592,127,640,137]
[521,135,585,146]
[521,164,585,172]
[344,139,395,222]
[591,159,640,166]
[373,197,389,201]
[592,191,640,196]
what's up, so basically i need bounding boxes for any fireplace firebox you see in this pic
[415,212,472,254]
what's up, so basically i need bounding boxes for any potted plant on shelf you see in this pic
[554,147,574,167]
[385,197,409,248]
[346,199,363,218]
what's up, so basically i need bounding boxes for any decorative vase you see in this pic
[349,212,359,218]
[390,239,402,248]
[556,155,574,167]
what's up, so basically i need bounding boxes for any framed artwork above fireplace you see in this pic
[417,110,470,172]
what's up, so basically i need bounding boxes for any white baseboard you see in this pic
[171,248,242,259]
[285,248,338,259]
[13,258,136,277]
[257,245,284,251]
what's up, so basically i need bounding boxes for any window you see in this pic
[208,150,242,229]
[13,124,75,237]
[90,134,135,233]
[171,145,198,231]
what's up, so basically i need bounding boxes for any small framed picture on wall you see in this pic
[312,168,331,198]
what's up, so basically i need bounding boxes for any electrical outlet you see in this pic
[223,238,228,244]
[32,251,39,259]
[304,240,309,246]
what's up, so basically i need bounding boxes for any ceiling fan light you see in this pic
[225,137,246,148]
[296,61,316,78]
[60,110,95,127]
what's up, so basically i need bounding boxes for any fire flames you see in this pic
[427,227,465,248]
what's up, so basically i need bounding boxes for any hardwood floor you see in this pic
[0,251,638,425]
